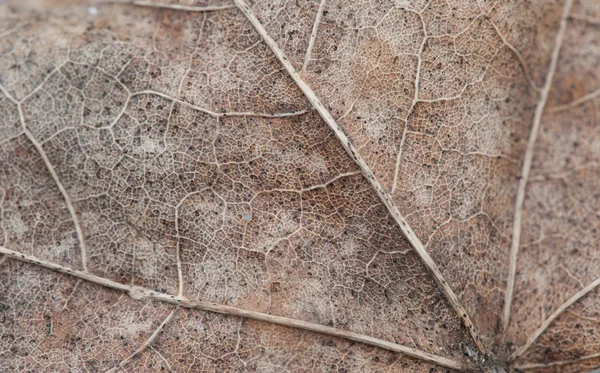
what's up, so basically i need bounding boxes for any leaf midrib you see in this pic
[233,0,486,356]
[4,1,599,370]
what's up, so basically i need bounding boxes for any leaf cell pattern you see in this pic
[0,0,599,372]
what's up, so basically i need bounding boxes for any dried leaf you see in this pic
[0,0,599,372]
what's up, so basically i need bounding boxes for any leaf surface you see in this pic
[0,0,598,372]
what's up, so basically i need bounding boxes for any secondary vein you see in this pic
[233,0,486,355]
[0,245,470,371]
[502,0,574,338]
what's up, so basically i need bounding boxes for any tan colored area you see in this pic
[0,0,599,372]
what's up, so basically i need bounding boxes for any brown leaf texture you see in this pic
[0,0,598,372]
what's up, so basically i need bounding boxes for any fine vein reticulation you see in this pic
[0,2,477,368]
[0,246,469,371]
[2,0,600,371]
[233,0,486,356]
